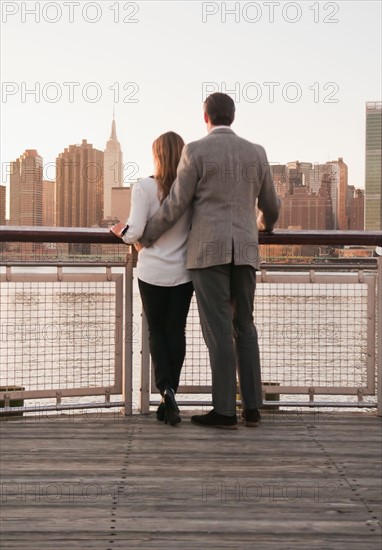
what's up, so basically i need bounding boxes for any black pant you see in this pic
[138,279,194,394]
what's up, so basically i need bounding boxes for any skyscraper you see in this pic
[347,187,364,230]
[277,185,332,230]
[0,185,6,225]
[42,180,55,226]
[334,157,349,230]
[286,161,312,192]
[365,101,382,230]
[56,139,104,227]
[10,149,43,226]
[323,158,348,230]
[111,187,132,223]
[270,164,288,197]
[104,115,123,220]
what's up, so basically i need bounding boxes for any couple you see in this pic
[111,92,280,429]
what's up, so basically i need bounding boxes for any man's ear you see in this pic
[204,111,209,124]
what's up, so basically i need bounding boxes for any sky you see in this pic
[1,0,381,216]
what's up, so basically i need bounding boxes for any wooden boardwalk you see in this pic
[0,410,381,550]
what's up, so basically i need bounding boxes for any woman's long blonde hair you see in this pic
[152,131,184,204]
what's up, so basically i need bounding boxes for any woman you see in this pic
[111,132,193,426]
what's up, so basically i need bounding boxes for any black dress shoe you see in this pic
[163,388,181,426]
[241,408,261,427]
[156,400,165,421]
[191,409,237,429]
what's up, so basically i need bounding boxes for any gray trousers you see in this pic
[190,263,262,416]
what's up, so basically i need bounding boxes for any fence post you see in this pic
[377,257,382,417]
[141,311,150,414]
[122,250,133,415]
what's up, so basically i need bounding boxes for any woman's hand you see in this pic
[110,222,127,239]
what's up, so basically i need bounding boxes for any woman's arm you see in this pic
[110,181,150,244]
[122,182,150,243]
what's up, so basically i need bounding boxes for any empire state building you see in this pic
[104,115,123,219]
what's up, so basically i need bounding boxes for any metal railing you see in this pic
[1,226,381,416]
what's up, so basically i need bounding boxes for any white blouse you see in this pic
[122,177,192,286]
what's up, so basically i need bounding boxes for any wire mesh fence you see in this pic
[0,270,124,399]
[0,249,379,412]
[177,272,376,395]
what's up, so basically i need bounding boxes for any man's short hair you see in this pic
[204,93,235,126]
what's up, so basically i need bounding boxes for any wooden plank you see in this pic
[0,412,381,549]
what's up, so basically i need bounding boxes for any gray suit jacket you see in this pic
[140,128,280,270]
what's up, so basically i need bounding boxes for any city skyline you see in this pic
[1,0,381,218]
[4,133,366,232]
[0,108,374,222]
[0,103,370,229]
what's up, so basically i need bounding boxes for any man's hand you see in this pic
[257,214,266,232]
[257,213,274,233]
[134,242,144,252]
[110,222,128,239]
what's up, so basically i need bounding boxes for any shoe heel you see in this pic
[156,400,165,422]
[164,388,181,426]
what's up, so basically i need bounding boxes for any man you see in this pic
[139,92,280,429]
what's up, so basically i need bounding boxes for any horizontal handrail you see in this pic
[0,226,121,244]
[1,226,382,246]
